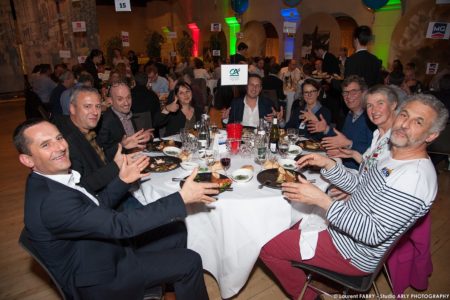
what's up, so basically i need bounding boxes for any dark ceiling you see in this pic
[96,0,168,7]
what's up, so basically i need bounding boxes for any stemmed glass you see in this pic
[205,149,217,168]
[278,140,289,158]
[220,152,231,176]
[287,128,299,145]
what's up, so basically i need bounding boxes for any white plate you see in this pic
[287,145,302,159]
[180,161,199,171]
[278,158,297,170]
[231,168,254,183]
[163,146,181,157]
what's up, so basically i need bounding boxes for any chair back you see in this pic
[18,228,68,300]
[427,121,450,155]
[261,89,280,109]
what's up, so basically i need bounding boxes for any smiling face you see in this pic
[70,91,102,133]
[390,100,438,149]
[176,85,192,105]
[19,122,71,175]
[342,82,363,113]
[246,76,262,100]
[110,84,132,114]
[365,92,397,131]
[302,83,319,106]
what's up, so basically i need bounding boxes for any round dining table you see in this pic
[134,140,330,298]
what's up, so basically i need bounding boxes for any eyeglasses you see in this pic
[342,89,361,97]
[303,90,318,96]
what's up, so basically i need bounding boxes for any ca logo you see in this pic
[229,68,240,77]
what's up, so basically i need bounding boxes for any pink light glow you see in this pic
[188,22,200,57]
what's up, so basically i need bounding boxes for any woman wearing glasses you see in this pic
[154,81,201,137]
[285,79,331,140]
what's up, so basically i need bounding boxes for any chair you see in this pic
[291,220,420,300]
[261,89,280,110]
[19,229,163,300]
[427,121,450,155]
[18,228,69,300]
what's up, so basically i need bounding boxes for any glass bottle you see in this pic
[269,118,279,154]
[198,117,210,149]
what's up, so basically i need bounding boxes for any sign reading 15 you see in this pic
[229,68,240,76]
[119,2,127,8]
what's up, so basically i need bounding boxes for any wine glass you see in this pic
[220,153,231,176]
[278,141,289,158]
[205,149,216,168]
[287,128,299,145]
[255,146,267,172]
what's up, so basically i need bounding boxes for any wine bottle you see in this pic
[269,118,279,154]
[198,119,210,149]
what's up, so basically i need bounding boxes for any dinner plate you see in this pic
[144,156,181,173]
[147,140,182,152]
[296,140,324,152]
[256,169,306,189]
[180,172,232,193]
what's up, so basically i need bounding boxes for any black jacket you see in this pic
[344,50,382,87]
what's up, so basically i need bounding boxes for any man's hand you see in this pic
[118,155,150,184]
[307,114,328,133]
[300,109,318,123]
[113,144,125,167]
[221,107,231,120]
[121,129,152,150]
[165,98,179,113]
[327,148,362,164]
[321,128,351,150]
[282,176,332,211]
[179,168,219,204]
[328,187,350,201]
[264,107,283,123]
[297,153,336,170]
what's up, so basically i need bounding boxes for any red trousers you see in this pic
[259,226,368,300]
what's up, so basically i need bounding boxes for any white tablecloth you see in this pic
[134,151,330,298]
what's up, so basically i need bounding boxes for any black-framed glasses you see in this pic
[303,90,318,96]
[342,89,361,97]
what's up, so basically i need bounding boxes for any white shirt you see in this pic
[279,67,302,85]
[193,68,211,80]
[242,97,259,128]
[36,170,99,206]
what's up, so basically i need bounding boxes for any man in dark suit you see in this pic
[222,73,283,127]
[262,64,286,102]
[97,82,153,161]
[344,26,382,87]
[53,86,122,192]
[14,119,218,300]
[230,42,248,64]
[314,45,341,75]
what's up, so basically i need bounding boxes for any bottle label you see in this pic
[270,142,277,153]
[199,139,207,148]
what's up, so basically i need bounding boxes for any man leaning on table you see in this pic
[14,119,219,300]
[260,94,448,300]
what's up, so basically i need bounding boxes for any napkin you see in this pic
[298,207,328,260]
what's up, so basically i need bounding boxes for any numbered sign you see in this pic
[212,50,221,57]
[72,21,86,33]
[121,31,129,47]
[59,50,71,58]
[115,0,131,11]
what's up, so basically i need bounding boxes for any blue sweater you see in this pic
[328,111,375,169]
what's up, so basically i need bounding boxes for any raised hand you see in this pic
[165,98,180,113]
[113,144,125,167]
[179,168,219,204]
[282,176,332,210]
[300,109,318,123]
[121,129,152,150]
[296,153,336,170]
[307,114,328,133]
[118,154,150,184]
[321,128,351,150]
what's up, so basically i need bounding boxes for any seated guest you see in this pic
[279,59,302,87]
[51,63,68,83]
[312,75,375,169]
[60,72,94,115]
[193,58,211,80]
[260,94,448,300]
[54,86,123,192]
[14,119,219,300]
[49,70,75,116]
[313,45,340,75]
[222,73,283,127]
[131,72,161,131]
[32,64,57,107]
[82,49,104,89]
[262,64,286,102]
[146,65,169,95]
[97,82,153,161]
[154,81,201,137]
[286,79,331,140]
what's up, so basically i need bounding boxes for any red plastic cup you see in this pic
[226,123,243,154]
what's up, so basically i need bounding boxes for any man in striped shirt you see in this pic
[260,94,448,300]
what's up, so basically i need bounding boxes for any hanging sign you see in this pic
[121,31,129,47]
[426,63,439,75]
[426,22,450,39]
[72,21,86,32]
[283,22,297,34]
[114,0,131,11]
[167,32,177,39]
[221,64,248,86]
[59,50,71,58]
[211,23,222,32]
[77,56,87,64]
[212,50,221,57]
[170,51,177,57]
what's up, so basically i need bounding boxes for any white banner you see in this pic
[121,31,129,47]
[211,23,222,32]
[221,64,248,86]
[59,50,71,58]
[283,22,297,34]
[72,21,86,33]
[426,63,439,75]
[426,22,450,39]
[115,0,131,11]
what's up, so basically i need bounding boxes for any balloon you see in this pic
[231,0,249,14]
[362,0,389,10]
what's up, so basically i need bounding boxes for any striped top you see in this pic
[322,154,437,272]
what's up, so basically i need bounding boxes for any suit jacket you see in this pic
[228,96,275,125]
[322,52,341,75]
[344,50,382,87]
[23,172,186,300]
[262,74,286,100]
[54,115,119,192]
[97,108,137,161]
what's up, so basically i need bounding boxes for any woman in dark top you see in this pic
[286,79,331,140]
[154,81,201,137]
[82,49,104,89]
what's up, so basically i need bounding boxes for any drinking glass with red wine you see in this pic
[220,152,231,176]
